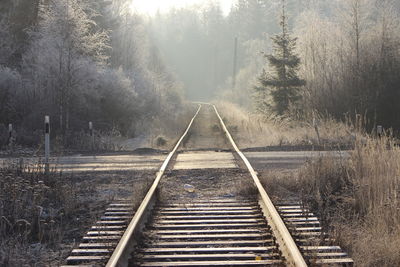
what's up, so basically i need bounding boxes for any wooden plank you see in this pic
[279,209,311,213]
[277,206,302,210]
[142,253,279,259]
[100,216,131,220]
[281,213,315,217]
[155,214,262,219]
[154,233,270,239]
[301,246,341,251]
[155,210,259,215]
[143,246,276,253]
[72,249,112,254]
[295,227,322,231]
[306,252,349,257]
[158,207,259,211]
[154,219,264,224]
[140,260,282,266]
[314,258,354,264]
[104,212,131,215]
[171,199,256,203]
[96,220,127,225]
[79,243,117,248]
[152,229,266,234]
[159,203,257,207]
[67,255,108,261]
[151,223,266,229]
[87,231,123,236]
[149,240,274,247]
[285,217,318,222]
[287,220,320,225]
[91,225,125,230]
[83,236,121,240]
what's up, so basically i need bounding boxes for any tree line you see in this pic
[151,0,400,132]
[295,0,400,131]
[0,0,183,147]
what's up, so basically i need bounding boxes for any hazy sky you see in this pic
[131,0,236,15]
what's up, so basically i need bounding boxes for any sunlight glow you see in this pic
[130,0,236,16]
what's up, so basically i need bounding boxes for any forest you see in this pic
[1,0,400,146]
[0,0,184,149]
[151,0,400,131]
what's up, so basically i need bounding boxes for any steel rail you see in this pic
[212,104,308,267]
[106,105,202,267]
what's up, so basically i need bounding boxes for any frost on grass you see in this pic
[296,136,400,266]
[0,166,154,266]
[216,101,355,149]
[0,168,86,265]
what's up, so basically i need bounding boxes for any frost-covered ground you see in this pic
[0,170,154,266]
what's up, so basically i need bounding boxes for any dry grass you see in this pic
[0,169,79,242]
[139,103,197,150]
[0,163,154,266]
[215,101,355,149]
[0,167,85,266]
[117,103,196,151]
[297,136,400,266]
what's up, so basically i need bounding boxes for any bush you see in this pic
[155,136,167,147]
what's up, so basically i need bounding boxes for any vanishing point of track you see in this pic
[62,104,353,267]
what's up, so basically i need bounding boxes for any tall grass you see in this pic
[0,163,90,266]
[298,136,400,266]
[0,168,79,243]
[215,101,355,148]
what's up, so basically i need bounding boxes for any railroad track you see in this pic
[62,104,353,266]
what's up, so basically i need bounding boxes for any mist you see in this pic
[149,0,400,131]
[1,0,400,137]
[2,1,400,266]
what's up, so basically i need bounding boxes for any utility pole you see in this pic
[44,115,50,174]
[232,36,238,90]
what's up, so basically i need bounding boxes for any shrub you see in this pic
[155,136,167,147]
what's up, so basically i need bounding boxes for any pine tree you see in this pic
[255,0,305,115]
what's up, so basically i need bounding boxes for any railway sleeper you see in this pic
[276,202,353,266]
[63,200,135,266]
[144,239,276,248]
[139,253,282,261]
[131,198,283,266]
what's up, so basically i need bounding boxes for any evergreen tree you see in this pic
[255,0,305,115]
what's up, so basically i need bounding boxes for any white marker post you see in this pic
[377,125,383,138]
[8,123,12,149]
[44,116,50,173]
[89,121,94,150]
